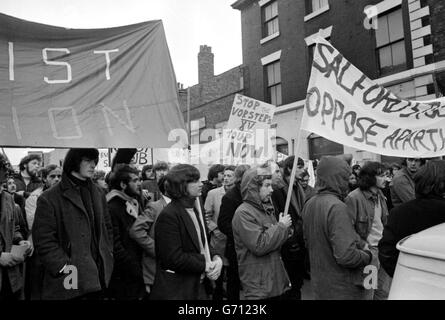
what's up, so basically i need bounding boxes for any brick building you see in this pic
[232,0,445,162]
[178,45,246,146]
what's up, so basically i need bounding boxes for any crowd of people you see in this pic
[0,148,444,300]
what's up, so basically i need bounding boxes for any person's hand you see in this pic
[206,256,223,281]
[205,260,215,273]
[0,252,20,267]
[278,212,292,228]
[16,190,25,197]
[141,189,152,201]
[19,240,34,257]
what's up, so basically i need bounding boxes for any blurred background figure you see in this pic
[352,164,361,177]
[348,173,358,192]
[141,161,169,203]
[200,164,225,205]
[299,170,316,201]
[25,164,62,300]
[93,170,108,193]
[379,160,445,280]
[390,158,425,207]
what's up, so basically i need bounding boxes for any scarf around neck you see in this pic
[106,189,140,219]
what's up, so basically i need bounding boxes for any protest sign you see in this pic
[198,94,277,165]
[0,13,185,148]
[109,148,153,170]
[302,38,445,158]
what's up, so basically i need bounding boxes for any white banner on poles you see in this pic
[302,38,445,158]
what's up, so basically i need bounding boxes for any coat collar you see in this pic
[361,188,385,202]
[172,200,202,252]
[60,173,89,216]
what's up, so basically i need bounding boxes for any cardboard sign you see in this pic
[109,148,153,170]
[211,94,277,165]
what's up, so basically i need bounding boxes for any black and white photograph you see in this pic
[0,0,445,308]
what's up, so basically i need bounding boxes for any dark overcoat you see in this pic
[32,174,114,300]
[150,199,213,300]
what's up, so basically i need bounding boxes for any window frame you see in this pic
[375,7,408,76]
[264,60,282,106]
[311,0,328,12]
[262,0,279,39]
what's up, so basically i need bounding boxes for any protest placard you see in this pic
[302,38,445,158]
[224,94,277,164]
[197,94,277,165]
[109,148,153,170]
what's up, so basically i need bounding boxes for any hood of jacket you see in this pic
[241,167,273,211]
[315,156,351,199]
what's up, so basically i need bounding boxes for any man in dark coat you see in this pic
[271,156,307,300]
[0,153,28,301]
[217,164,250,301]
[33,148,114,300]
[302,156,374,300]
[200,164,225,205]
[106,164,145,300]
[379,160,445,278]
[14,154,43,199]
[390,158,425,207]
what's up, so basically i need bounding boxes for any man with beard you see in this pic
[233,165,293,300]
[33,148,114,300]
[14,155,43,200]
[106,164,145,300]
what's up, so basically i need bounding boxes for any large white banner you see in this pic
[302,38,445,158]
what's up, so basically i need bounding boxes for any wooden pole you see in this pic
[283,134,303,216]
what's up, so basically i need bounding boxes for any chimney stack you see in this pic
[198,45,214,84]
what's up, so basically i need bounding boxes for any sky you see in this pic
[0,0,243,165]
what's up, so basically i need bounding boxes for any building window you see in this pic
[265,61,282,106]
[215,121,227,139]
[262,1,279,38]
[190,117,206,145]
[375,8,407,75]
[308,134,343,160]
[311,0,328,12]
[387,81,415,99]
